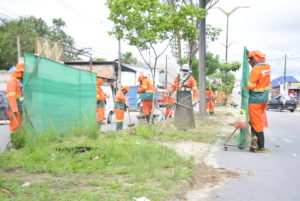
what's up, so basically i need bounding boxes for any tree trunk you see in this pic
[198,0,207,118]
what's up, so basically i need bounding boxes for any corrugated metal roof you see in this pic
[271,76,299,87]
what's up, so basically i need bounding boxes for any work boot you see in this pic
[255,147,266,153]
[250,127,258,152]
[97,122,102,129]
[145,115,150,124]
[256,131,265,149]
[116,122,123,131]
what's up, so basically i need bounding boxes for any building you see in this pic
[271,76,300,102]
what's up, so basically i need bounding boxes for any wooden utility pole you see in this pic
[198,0,207,118]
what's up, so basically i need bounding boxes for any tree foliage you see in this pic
[106,0,207,61]
[121,52,137,64]
[181,52,220,82]
[167,0,221,66]
[0,16,80,69]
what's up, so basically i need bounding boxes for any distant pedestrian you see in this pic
[163,91,175,119]
[205,88,215,115]
[247,50,271,152]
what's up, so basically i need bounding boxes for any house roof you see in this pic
[64,61,136,80]
[271,76,299,87]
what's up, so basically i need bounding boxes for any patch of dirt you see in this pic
[167,140,240,201]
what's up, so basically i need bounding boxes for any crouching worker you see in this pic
[96,77,109,128]
[114,86,130,131]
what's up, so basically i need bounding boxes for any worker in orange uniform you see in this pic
[114,86,130,130]
[138,75,154,124]
[205,88,215,115]
[6,62,24,133]
[247,50,271,152]
[221,92,228,106]
[171,64,199,129]
[163,91,175,119]
[96,77,109,128]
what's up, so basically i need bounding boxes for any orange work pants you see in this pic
[165,107,173,117]
[208,100,214,112]
[249,103,268,132]
[7,110,22,132]
[114,108,124,122]
[97,107,105,123]
[142,100,153,115]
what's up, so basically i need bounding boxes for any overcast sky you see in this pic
[1,0,300,80]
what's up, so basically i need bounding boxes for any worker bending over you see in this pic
[114,86,130,130]
[138,75,154,124]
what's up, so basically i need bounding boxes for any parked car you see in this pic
[0,92,9,120]
[267,96,297,112]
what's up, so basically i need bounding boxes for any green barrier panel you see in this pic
[23,53,97,136]
[237,47,250,149]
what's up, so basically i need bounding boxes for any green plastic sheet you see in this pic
[23,53,97,136]
[237,47,250,149]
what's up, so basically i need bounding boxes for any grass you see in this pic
[0,132,194,201]
[0,107,232,201]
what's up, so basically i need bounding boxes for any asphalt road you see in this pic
[207,110,300,201]
[0,124,9,152]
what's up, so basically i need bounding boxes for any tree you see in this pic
[181,52,220,82]
[219,61,241,94]
[94,57,107,62]
[121,52,137,64]
[106,0,207,122]
[167,0,221,66]
[0,16,82,69]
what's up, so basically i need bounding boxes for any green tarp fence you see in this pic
[23,53,97,136]
[237,47,250,148]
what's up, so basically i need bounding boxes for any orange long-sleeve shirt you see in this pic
[247,64,271,92]
[6,76,22,113]
[171,75,199,100]
[138,78,154,93]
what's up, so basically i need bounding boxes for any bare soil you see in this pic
[166,140,240,201]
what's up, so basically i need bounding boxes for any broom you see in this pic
[126,104,135,127]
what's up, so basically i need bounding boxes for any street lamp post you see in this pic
[217,6,249,62]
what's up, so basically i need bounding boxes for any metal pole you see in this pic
[118,39,121,88]
[198,0,207,118]
[284,54,287,94]
[225,15,229,63]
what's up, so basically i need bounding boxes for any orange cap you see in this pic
[97,77,104,87]
[247,50,266,62]
[15,63,24,72]
[121,86,130,92]
[138,74,146,82]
